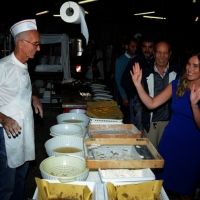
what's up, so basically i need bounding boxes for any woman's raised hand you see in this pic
[190,84,200,107]
[130,62,142,87]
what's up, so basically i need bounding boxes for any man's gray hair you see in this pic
[14,31,29,46]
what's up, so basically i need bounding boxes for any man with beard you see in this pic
[121,37,155,124]
[131,41,183,149]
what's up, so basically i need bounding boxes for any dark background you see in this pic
[0,0,200,50]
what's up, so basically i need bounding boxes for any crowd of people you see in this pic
[110,33,200,199]
[0,18,200,200]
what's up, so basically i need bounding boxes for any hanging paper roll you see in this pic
[60,1,89,44]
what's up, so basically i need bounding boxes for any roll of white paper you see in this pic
[60,1,89,44]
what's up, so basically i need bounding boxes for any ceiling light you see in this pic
[193,0,196,3]
[195,16,199,21]
[134,11,155,16]
[78,0,98,4]
[143,16,166,20]
[36,10,49,15]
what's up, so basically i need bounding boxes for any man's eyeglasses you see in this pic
[22,39,41,47]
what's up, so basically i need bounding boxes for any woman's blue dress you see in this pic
[156,79,200,194]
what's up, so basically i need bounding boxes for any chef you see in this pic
[0,19,43,200]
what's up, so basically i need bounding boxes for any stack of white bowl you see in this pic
[50,123,87,138]
[45,135,85,158]
[39,111,91,183]
[56,113,90,128]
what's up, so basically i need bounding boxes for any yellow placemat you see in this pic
[86,101,123,119]
[107,180,163,200]
[35,177,92,200]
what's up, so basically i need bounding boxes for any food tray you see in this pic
[98,168,155,182]
[84,138,164,169]
[33,180,97,200]
[103,182,169,200]
[90,118,123,124]
[89,124,141,138]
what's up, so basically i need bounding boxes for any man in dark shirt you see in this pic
[121,37,155,124]
[132,41,183,149]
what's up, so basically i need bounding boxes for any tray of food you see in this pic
[103,181,169,200]
[84,138,164,169]
[88,124,141,138]
[33,179,97,200]
[98,168,155,182]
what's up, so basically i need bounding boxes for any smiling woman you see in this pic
[130,51,200,199]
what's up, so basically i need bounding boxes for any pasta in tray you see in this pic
[106,180,163,200]
[92,106,113,114]
[35,178,92,200]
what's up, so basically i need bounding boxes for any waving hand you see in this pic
[130,62,142,87]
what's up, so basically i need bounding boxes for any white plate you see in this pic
[90,85,106,89]
[91,84,106,87]
[93,96,113,101]
[93,94,113,98]
[92,89,109,93]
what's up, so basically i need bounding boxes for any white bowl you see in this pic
[45,136,84,157]
[57,113,90,127]
[69,109,86,114]
[50,124,85,137]
[39,155,89,182]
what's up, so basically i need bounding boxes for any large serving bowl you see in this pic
[45,136,84,157]
[69,109,86,114]
[50,124,86,138]
[39,155,89,183]
[57,113,90,127]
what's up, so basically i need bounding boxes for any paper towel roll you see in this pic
[60,1,89,44]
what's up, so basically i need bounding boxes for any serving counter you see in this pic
[33,171,169,200]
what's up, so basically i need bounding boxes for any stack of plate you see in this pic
[90,84,113,101]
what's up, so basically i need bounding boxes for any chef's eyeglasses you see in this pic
[22,39,41,47]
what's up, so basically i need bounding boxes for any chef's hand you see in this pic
[32,95,43,118]
[0,113,21,137]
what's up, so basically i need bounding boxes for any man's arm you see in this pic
[115,59,128,100]
[121,58,136,92]
[32,95,43,118]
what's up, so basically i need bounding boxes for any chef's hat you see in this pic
[10,19,37,37]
